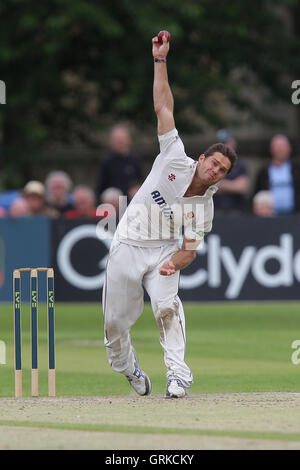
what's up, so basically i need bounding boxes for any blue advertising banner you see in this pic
[179,214,300,301]
[52,215,300,302]
[2,215,300,303]
[51,219,107,302]
[0,218,50,302]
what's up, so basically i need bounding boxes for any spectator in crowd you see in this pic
[98,187,123,221]
[65,185,98,219]
[253,134,300,214]
[0,206,6,217]
[9,198,29,218]
[253,190,274,217]
[23,181,59,217]
[0,189,21,213]
[45,171,74,215]
[96,125,143,201]
[213,129,249,214]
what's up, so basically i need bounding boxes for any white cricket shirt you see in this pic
[115,128,218,247]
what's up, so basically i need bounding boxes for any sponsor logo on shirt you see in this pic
[197,230,205,238]
[168,173,176,181]
[151,190,174,220]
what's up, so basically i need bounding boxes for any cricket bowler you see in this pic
[102,32,237,398]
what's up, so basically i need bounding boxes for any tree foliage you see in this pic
[0,0,300,186]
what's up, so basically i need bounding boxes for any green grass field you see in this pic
[1,301,299,397]
[1,301,300,449]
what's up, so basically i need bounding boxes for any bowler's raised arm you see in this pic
[152,33,175,136]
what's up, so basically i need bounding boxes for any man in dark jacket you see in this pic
[96,125,143,202]
[213,129,249,213]
[253,134,300,214]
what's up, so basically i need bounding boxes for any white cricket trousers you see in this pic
[102,240,193,388]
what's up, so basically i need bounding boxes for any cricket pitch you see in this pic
[1,392,300,450]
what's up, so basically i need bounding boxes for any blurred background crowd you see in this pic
[0,124,143,220]
[0,0,300,223]
[0,124,299,221]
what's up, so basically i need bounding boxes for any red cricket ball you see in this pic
[157,30,171,44]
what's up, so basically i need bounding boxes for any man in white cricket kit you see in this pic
[102,33,237,398]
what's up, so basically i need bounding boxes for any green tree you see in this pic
[0,0,299,187]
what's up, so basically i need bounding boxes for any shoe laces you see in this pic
[127,361,143,381]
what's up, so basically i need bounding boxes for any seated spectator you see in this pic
[99,187,123,220]
[23,181,59,217]
[253,134,300,214]
[0,206,6,217]
[213,129,249,214]
[253,191,274,217]
[45,171,74,215]
[65,186,98,219]
[96,125,143,201]
[0,190,21,212]
[9,198,29,218]
[96,187,124,234]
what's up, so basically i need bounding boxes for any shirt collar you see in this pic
[208,185,219,195]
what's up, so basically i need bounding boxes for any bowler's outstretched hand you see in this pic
[159,260,176,276]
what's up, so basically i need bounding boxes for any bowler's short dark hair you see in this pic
[204,143,237,173]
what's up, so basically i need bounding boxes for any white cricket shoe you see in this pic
[125,360,152,396]
[165,378,186,398]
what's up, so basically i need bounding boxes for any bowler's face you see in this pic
[197,152,231,185]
